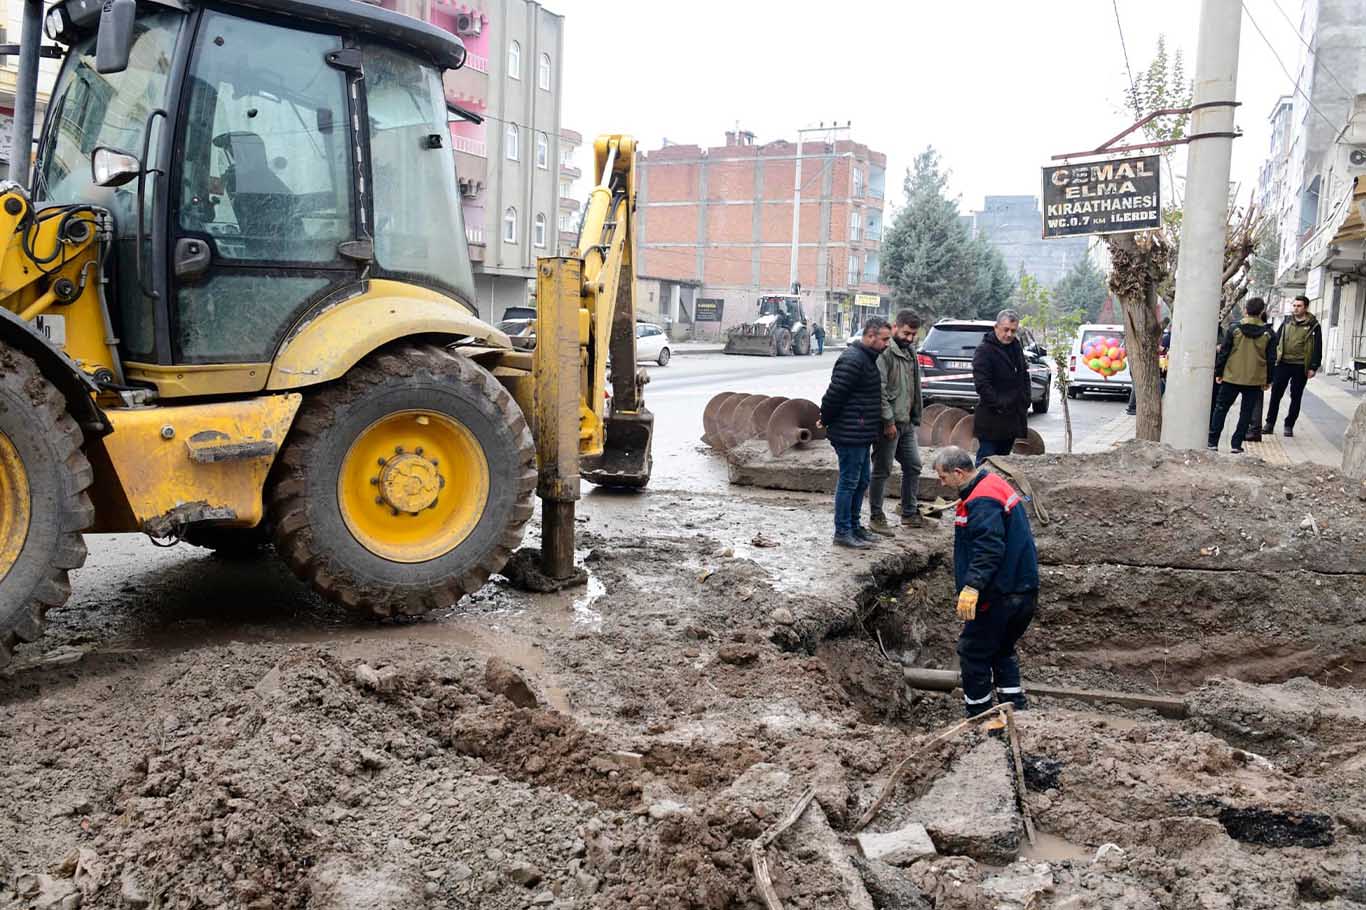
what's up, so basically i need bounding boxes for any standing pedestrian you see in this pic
[868,309,925,534]
[971,309,1031,465]
[1263,294,1323,438]
[933,446,1039,716]
[812,321,826,356]
[820,317,891,549]
[1209,297,1276,454]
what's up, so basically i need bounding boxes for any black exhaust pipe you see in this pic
[10,0,44,189]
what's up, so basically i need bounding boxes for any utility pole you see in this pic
[1161,0,1242,449]
[789,122,850,294]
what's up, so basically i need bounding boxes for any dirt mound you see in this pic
[1019,441,1366,575]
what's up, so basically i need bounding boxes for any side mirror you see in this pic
[95,0,136,75]
[91,146,141,187]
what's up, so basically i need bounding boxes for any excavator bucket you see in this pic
[701,392,739,447]
[766,399,824,456]
[720,395,771,449]
[722,331,779,356]
[583,407,655,489]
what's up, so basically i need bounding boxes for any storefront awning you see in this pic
[1299,176,1364,270]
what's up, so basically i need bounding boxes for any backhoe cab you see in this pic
[0,0,650,665]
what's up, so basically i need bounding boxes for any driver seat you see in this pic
[214,131,296,253]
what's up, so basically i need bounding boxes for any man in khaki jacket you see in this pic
[1209,297,1277,454]
[868,309,925,532]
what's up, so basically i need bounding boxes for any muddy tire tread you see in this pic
[0,349,93,668]
[268,344,536,618]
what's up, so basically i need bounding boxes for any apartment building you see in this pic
[1264,0,1366,377]
[557,127,580,255]
[0,0,60,181]
[381,0,565,322]
[962,195,1088,287]
[635,130,890,339]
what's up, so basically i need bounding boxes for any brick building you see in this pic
[636,131,890,340]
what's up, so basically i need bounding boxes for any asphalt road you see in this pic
[55,351,1124,643]
[643,350,1126,493]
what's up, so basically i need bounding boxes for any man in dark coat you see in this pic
[820,316,891,549]
[812,321,826,355]
[971,309,1031,466]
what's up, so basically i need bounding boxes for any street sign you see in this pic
[694,298,723,322]
[854,293,880,308]
[1041,154,1161,238]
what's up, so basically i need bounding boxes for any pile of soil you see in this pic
[2,443,1364,909]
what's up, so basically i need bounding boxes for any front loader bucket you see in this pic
[583,407,654,489]
[723,335,777,356]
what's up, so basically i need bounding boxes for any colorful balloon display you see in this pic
[1081,337,1127,379]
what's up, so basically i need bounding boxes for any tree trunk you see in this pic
[1118,286,1164,441]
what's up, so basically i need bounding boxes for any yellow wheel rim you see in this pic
[339,410,490,564]
[0,431,31,581]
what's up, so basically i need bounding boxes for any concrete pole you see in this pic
[1161,0,1242,449]
[11,0,44,189]
[788,135,804,292]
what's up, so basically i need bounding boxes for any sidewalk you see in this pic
[1075,376,1362,468]
[671,340,725,355]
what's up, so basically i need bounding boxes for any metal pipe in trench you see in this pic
[903,667,1188,719]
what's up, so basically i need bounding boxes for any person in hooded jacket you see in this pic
[1209,297,1277,453]
[1262,294,1323,438]
[971,309,1031,465]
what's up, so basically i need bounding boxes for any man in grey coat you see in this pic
[868,309,925,533]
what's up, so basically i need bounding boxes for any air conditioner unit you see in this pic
[1349,147,1366,169]
[455,13,482,36]
[459,177,485,199]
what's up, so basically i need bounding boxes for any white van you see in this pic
[1066,324,1132,398]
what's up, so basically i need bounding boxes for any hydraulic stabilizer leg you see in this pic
[534,259,581,582]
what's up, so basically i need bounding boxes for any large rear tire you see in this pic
[775,328,792,357]
[0,347,93,667]
[268,344,535,617]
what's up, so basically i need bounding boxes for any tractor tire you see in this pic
[183,525,272,559]
[0,347,94,667]
[796,331,812,356]
[775,328,792,356]
[268,344,535,617]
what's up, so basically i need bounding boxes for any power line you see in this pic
[1112,0,1143,117]
[1265,0,1358,101]
[1241,1,1340,132]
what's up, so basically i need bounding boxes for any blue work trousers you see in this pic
[832,443,871,537]
[958,591,1037,716]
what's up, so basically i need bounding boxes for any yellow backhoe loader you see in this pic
[0,0,651,664]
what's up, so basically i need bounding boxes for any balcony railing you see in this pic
[867,186,884,200]
[466,226,485,245]
[464,53,489,74]
[453,135,487,158]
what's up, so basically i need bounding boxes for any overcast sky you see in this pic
[551,0,1307,214]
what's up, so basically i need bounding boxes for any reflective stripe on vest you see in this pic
[954,472,1020,526]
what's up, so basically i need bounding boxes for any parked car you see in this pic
[635,322,672,366]
[918,319,1051,414]
[1066,324,1131,398]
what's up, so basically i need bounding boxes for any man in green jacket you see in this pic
[868,309,925,532]
[1209,297,1277,454]
[1263,294,1323,438]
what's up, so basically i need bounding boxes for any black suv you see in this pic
[918,320,1051,414]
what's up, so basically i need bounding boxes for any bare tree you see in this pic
[1105,231,1171,440]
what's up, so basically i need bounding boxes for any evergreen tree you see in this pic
[965,233,1013,320]
[1054,255,1109,322]
[881,147,974,319]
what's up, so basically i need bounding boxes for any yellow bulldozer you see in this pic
[0,0,651,664]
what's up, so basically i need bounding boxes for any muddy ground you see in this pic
[2,442,1365,909]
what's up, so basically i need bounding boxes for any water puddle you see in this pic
[1019,831,1091,863]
